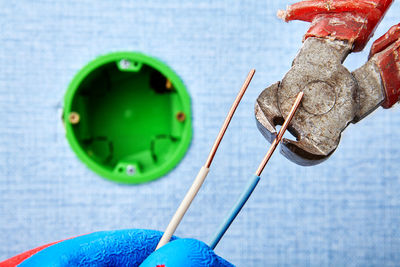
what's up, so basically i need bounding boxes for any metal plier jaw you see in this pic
[255,0,400,166]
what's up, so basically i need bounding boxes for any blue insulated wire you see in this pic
[208,175,261,250]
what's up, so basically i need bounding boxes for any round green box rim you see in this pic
[64,52,192,184]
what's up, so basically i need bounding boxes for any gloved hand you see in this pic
[0,229,233,267]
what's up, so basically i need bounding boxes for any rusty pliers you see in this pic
[255,0,400,166]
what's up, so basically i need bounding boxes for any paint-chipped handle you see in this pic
[369,23,400,108]
[278,0,393,52]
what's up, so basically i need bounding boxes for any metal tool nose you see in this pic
[255,80,341,166]
[280,138,333,166]
[255,88,333,166]
[255,38,359,166]
[254,82,281,143]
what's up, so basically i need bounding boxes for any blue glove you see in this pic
[1,229,233,267]
[140,238,233,267]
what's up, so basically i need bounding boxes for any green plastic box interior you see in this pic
[63,52,192,184]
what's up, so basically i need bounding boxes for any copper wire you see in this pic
[255,91,304,176]
[205,69,256,168]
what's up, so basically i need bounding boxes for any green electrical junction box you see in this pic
[63,52,192,184]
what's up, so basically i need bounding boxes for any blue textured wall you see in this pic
[1,1,400,266]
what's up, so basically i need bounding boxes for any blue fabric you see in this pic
[1,1,400,266]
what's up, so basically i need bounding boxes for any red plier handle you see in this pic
[370,23,400,108]
[280,0,400,108]
[279,0,393,52]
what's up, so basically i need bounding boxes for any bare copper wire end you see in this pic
[255,91,304,176]
[205,69,256,168]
